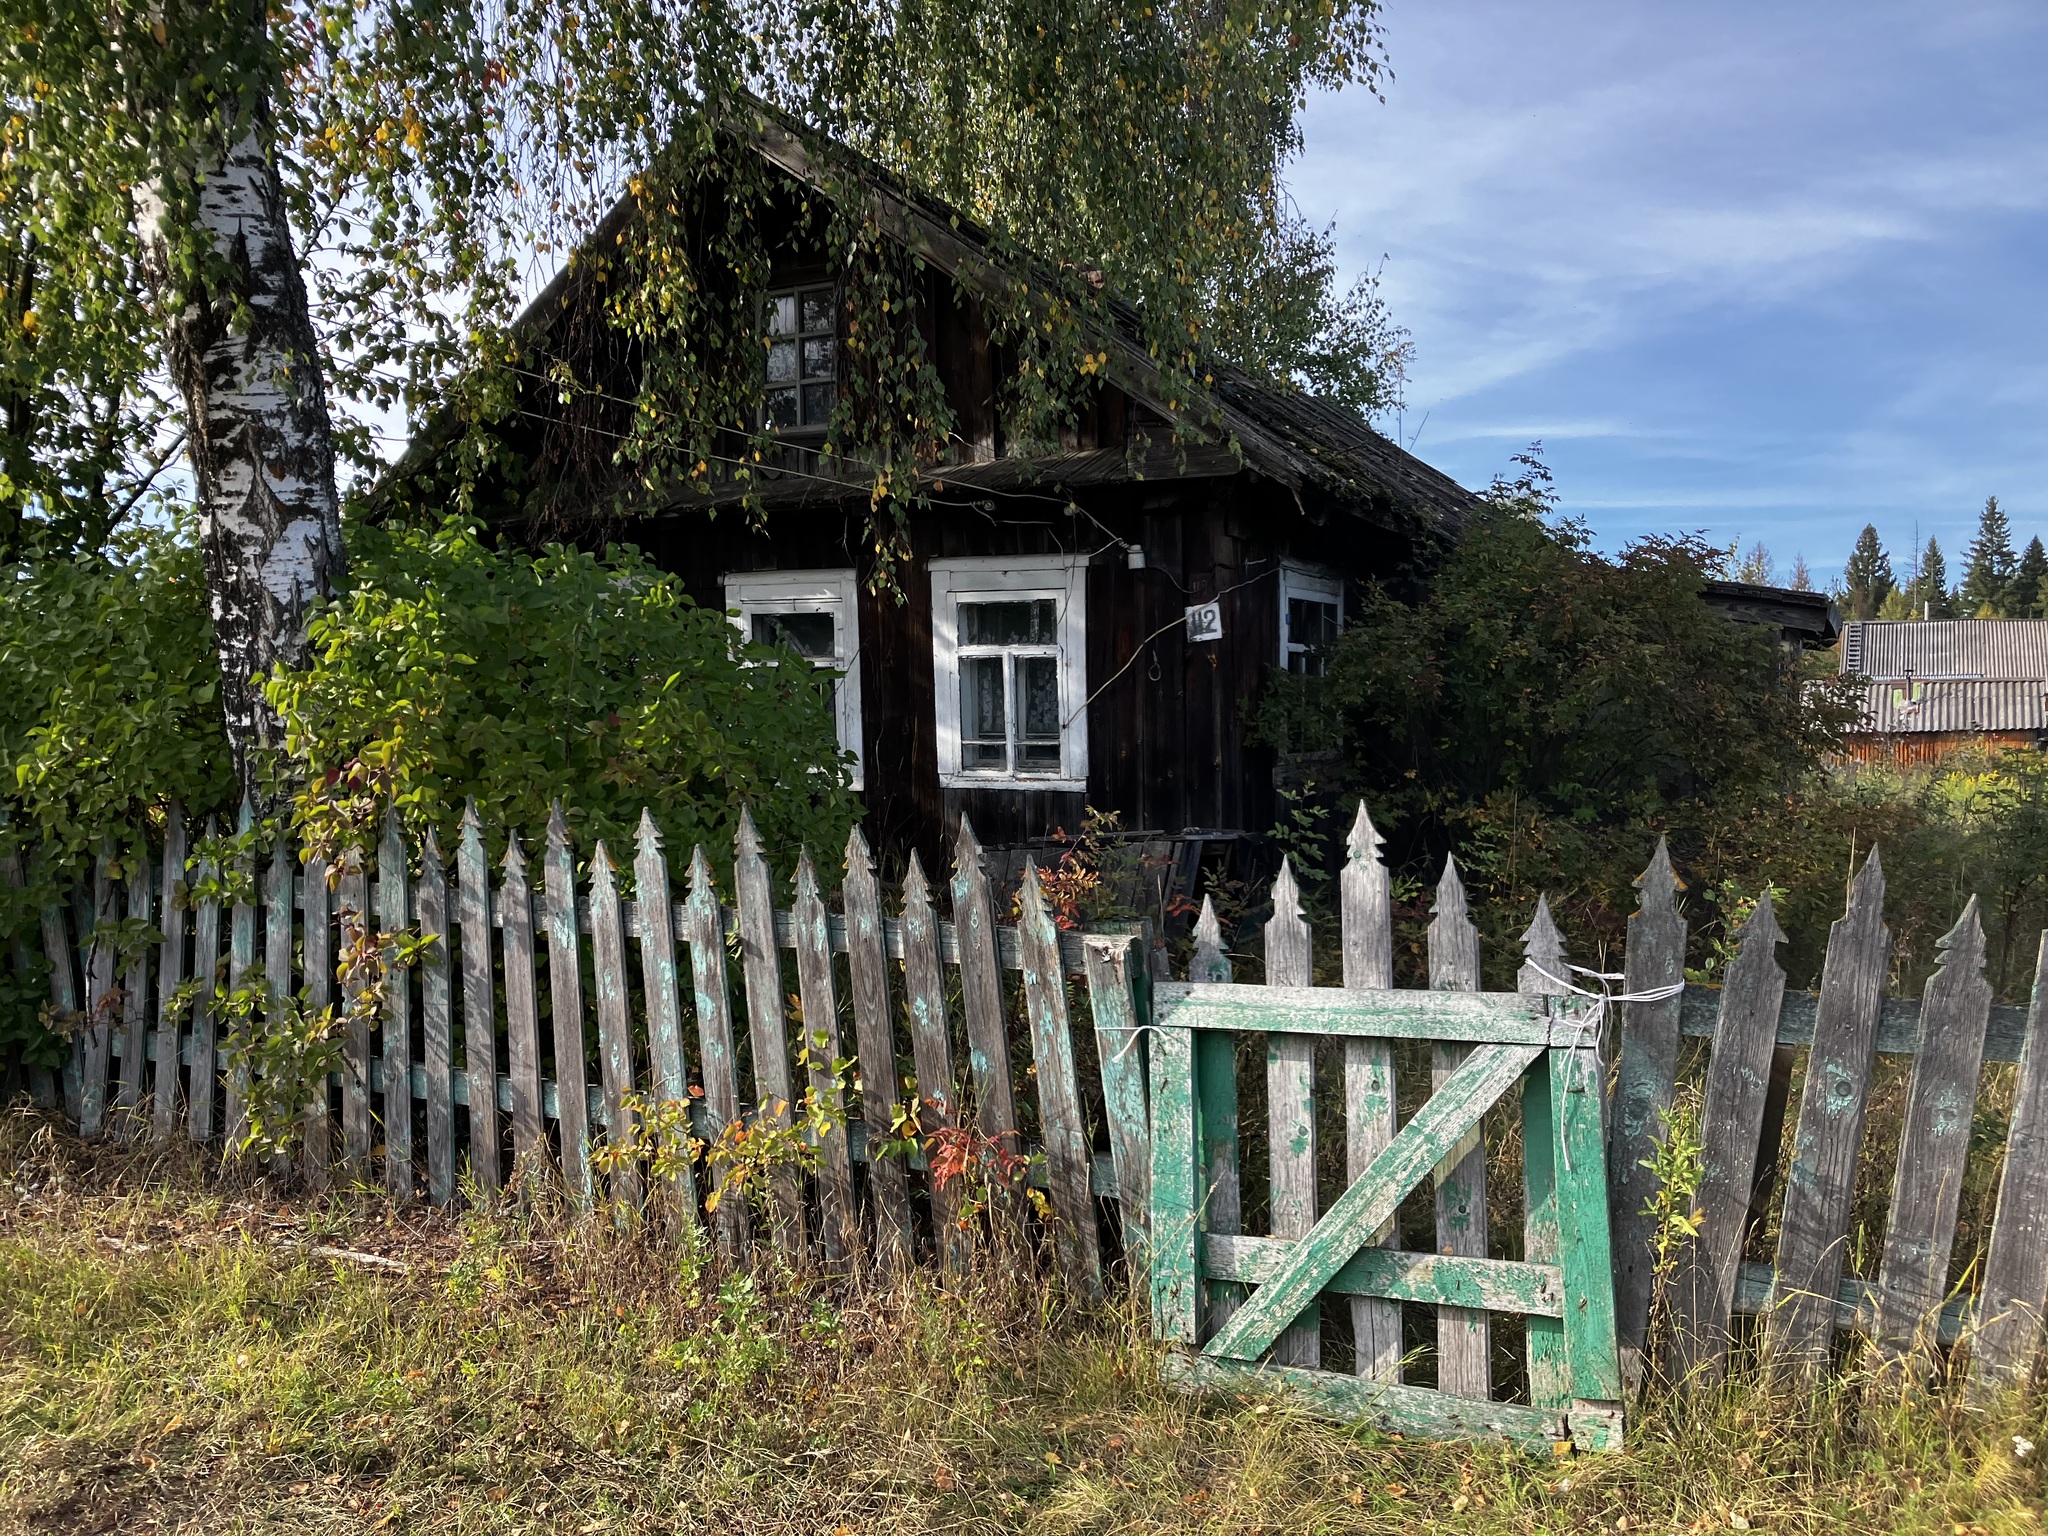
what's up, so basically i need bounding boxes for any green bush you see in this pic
[263,516,858,879]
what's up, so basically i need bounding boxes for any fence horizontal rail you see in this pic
[1679,981,2033,1063]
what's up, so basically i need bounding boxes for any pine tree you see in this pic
[1961,496,2018,617]
[2016,537,2048,620]
[1903,536,1953,619]
[1735,541,1773,584]
[1787,554,1813,591]
[1841,524,1894,620]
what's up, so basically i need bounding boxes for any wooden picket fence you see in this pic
[14,793,2048,1445]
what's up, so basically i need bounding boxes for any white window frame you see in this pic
[1279,563,1344,675]
[931,555,1089,791]
[722,568,864,789]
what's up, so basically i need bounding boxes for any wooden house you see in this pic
[382,107,1477,881]
[1839,619,2048,768]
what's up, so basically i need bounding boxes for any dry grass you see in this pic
[1,1109,2044,1536]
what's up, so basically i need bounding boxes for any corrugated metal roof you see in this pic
[1841,619,2048,681]
[1855,678,2048,734]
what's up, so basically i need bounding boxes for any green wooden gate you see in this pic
[1086,835,1627,1453]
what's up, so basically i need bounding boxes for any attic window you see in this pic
[765,285,838,432]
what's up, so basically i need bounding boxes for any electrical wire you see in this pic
[1061,565,1278,728]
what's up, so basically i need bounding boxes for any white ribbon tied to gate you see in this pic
[1528,962,1687,1173]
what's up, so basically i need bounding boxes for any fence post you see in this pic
[544,803,592,1210]
[793,848,857,1265]
[634,811,699,1236]
[952,818,1023,1230]
[1341,803,1401,1381]
[151,806,187,1141]
[1519,895,1570,1409]
[79,846,117,1140]
[499,831,545,1179]
[1672,891,1786,1384]
[1263,856,1318,1366]
[419,829,455,1207]
[1082,932,1150,1269]
[735,808,801,1253]
[1874,897,1992,1369]
[1769,848,1889,1381]
[1429,855,1488,1399]
[1019,860,1104,1301]
[1969,929,2048,1403]
[115,854,152,1137]
[457,803,502,1192]
[379,811,414,1201]
[900,854,965,1272]
[685,845,745,1252]
[337,846,370,1171]
[1191,895,1242,1335]
[186,823,221,1144]
[589,841,642,1217]
[1609,839,1687,1389]
[844,827,913,1269]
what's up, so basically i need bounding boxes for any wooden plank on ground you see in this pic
[1519,896,1570,1408]
[1205,1041,1544,1365]
[1019,860,1104,1300]
[901,854,965,1272]
[458,804,502,1192]
[1428,854,1489,1399]
[953,818,1023,1227]
[685,845,745,1251]
[500,831,546,1180]
[1671,892,1787,1384]
[544,803,592,1209]
[1342,803,1401,1382]
[845,828,912,1269]
[1082,933,1151,1262]
[1873,897,1993,1369]
[735,807,800,1252]
[1609,839,1688,1389]
[1968,929,2048,1403]
[634,811,698,1235]
[1149,1021,1200,1344]
[418,830,454,1207]
[1191,897,1242,1337]
[1769,849,1890,1380]
[1166,1353,1568,1452]
[588,842,642,1217]
[1263,857,1319,1367]
[793,849,857,1265]
[186,825,220,1143]
[379,812,413,1201]
[152,807,187,1140]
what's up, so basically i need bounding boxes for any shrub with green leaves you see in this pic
[263,516,858,879]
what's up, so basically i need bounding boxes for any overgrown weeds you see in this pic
[0,1109,2042,1535]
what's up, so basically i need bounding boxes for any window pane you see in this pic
[1288,597,1339,649]
[801,381,835,426]
[751,611,835,659]
[767,294,797,335]
[801,336,836,380]
[800,288,836,334]
[1019,656,1060,770]
[766,388,798,429]
[767,339,799,385]
[960,656,1007,770]
[1287,649,1327,679]
[960,597,1058,646]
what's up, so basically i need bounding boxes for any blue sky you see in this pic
[1292,1,2048,587]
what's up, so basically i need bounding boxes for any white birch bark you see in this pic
[138,117,345,796]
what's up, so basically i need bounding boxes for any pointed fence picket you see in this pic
[31,793,2048,1450]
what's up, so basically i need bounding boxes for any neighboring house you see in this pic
[1839,619,2048,767]
[382,106,1477,882]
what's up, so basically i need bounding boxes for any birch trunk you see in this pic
[137,109,344,796]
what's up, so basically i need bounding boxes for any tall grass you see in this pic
[1,1110,2042,1535]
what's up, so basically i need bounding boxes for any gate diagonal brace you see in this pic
[1202,1040,1545,1364]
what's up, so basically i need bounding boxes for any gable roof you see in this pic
[380,103,1476,533]
[1841,619,2048,682]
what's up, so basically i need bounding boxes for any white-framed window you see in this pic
[722,568,864,788]
[764,284,838,433]
[931,555,1088,790]
[1280,564,1344,677]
